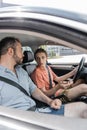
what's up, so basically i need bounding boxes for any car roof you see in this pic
[0,6,87,27]
[0,5,87,52]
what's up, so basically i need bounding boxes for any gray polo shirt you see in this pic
[0,65,36,110]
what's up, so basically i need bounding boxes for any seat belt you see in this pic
[46,65,52,89]
[0,76,29,97]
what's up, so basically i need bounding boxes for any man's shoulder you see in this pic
[16,65,28,73]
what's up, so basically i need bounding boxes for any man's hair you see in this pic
[34,48,47,59]
[0,37,20,56]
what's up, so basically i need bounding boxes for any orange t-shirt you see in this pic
[31,66,58,90]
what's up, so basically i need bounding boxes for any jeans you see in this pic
[35,105,64,115]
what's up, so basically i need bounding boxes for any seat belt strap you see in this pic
[0,76,29,97]
[46,65,52,89]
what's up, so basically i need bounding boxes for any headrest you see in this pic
[23,51,34,63]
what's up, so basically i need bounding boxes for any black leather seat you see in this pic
[22,51,36,75]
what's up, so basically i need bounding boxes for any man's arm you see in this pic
[31,87,62,109]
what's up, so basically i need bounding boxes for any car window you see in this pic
[39,45,87,65]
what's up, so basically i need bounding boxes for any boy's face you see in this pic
[35,52,47,67]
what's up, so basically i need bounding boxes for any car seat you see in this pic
[22,50,36,75]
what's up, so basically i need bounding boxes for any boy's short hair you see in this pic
[34,48,47,59]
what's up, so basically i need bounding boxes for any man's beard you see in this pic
[13,54,23,65]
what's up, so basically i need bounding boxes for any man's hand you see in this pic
[49,99,62,109]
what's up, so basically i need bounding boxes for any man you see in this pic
[31,48,87,101]
[0,37,87,118]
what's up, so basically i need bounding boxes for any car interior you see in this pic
[22,48,87,105]
[0,4,87,130]
[0,6,87,106]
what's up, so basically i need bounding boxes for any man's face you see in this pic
[35,52,47,67]
[13,42,24,65]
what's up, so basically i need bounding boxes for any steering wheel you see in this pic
[73,57,85,83]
